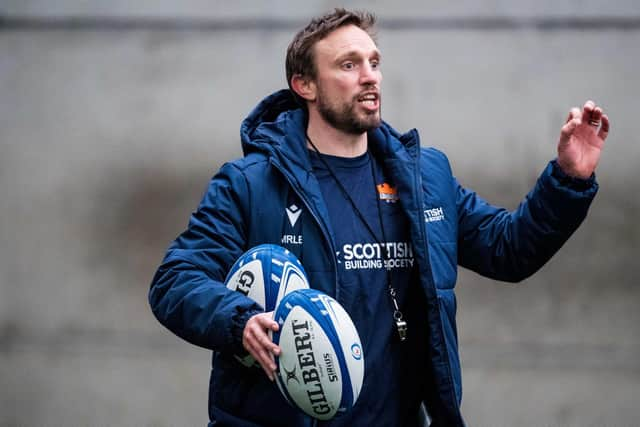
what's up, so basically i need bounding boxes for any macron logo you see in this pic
[286,204,302,227]
[424,207,445,223]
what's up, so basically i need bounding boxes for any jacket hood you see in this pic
[240,89,420,170]
[240,89,311,170]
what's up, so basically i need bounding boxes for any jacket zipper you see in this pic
[270,159,338,427]
[269,159,341,302]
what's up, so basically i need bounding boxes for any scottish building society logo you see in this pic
[424,207,445,223]
[339,241,414,270]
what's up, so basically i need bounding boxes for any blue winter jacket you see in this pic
[149,89,597,426]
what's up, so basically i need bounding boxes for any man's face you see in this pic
[311,25,382,135]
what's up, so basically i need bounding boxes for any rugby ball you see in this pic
[225,244,309,366]
[272,289,364,420]
[225,244,309,311]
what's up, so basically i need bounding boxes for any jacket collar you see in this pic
[240,89,420,172]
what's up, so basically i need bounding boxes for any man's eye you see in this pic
[371,60,380,69]
[342,62,355,70]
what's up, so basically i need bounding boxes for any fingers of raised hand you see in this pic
[565,107,581,124]
[582,100,603,127]
[560,110,580,141]
[582,100,610,141]
[599,114,610,140]
[582,100,596,119]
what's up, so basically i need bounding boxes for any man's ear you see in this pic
[291,74,316,102]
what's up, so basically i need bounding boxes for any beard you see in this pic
[316,86,382,135]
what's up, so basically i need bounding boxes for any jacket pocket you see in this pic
[210,353,303,426]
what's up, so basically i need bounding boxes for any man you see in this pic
[149,8,609,427]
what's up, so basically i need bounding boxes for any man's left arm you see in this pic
[456,100,609,281]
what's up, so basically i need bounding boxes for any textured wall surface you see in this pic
[1,2,638,426]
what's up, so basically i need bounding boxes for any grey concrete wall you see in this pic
[1,2,638,426]
[4,0,640,18]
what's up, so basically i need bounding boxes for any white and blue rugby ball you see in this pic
[225,244,309,311]
[225,244,309,367]
[272,289,364,420]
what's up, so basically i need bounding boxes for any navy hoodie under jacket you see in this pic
[149,89,598,426]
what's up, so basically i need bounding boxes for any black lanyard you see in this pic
[306,134,408,342]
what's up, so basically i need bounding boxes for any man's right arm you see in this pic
[148,162,263,356]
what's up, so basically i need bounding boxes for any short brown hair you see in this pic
[285,8,377,105]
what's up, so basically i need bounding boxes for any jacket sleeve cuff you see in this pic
[229,306,262,356]
[550,159,597,193]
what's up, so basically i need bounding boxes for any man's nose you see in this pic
[360,63,381,86]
